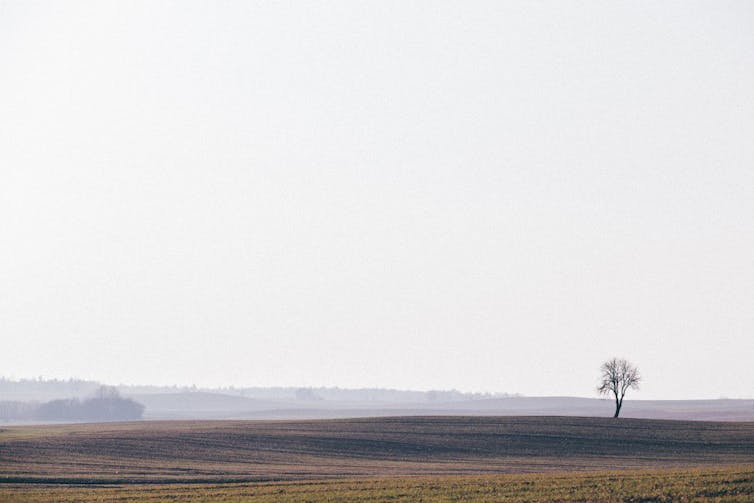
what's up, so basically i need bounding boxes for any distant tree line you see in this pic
[0,378,519,404]
[0,377,101,401]
[0,386,144,422]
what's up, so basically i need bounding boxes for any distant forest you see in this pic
[0,377,515,403]
[0,385,144,422]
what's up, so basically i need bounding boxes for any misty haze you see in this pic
[1,1,753,501]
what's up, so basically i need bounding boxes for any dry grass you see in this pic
[1,466,753,502]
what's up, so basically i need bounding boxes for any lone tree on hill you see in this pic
[598,357,640,418]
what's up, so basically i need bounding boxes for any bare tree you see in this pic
[598,357,640,418]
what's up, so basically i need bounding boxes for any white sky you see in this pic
[1,1,753,399]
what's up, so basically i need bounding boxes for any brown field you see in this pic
[2,416,753,501]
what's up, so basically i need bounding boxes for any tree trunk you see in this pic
[613,396,621,418]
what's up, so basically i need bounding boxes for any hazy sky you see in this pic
[1,1,753,399]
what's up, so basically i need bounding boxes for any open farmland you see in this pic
[2,416,754,501]
[1,416,754,485]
